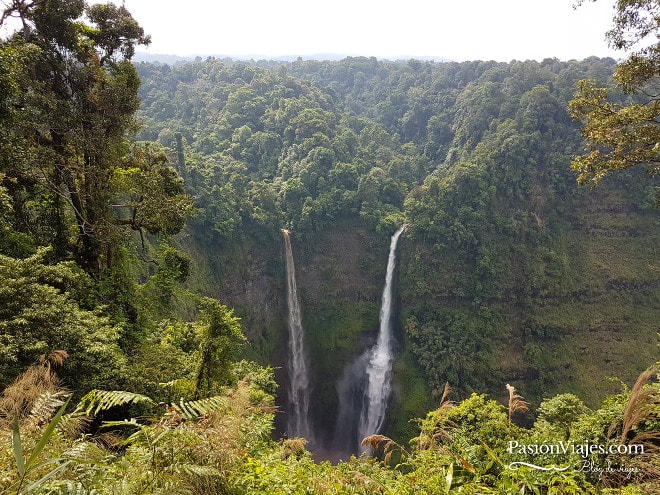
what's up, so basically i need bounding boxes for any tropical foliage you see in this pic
[1,358,658,493]
[570,0,660,187]
[131,50,658,414]
[0,0,658,493]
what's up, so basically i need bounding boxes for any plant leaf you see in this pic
[23,459,72,493]
[75,389,155,417]
[172,395,227,420]
[26,395,71,470]
[12,415,25,477]
[445,463,453,494]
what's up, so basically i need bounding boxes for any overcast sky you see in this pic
[124,0,619,61]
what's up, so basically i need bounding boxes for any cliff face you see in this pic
[399,180,659,408]
[180,181,658,441]
[142,57,659,444]
[295,224,389,440]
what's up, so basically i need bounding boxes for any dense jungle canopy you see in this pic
[0,0,658,493]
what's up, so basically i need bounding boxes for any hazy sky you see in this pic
[123,0,620,61]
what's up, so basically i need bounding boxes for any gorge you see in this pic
[133,56,659,449]
[282,225,406,457]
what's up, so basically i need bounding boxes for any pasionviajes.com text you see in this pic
[508,441,644,459]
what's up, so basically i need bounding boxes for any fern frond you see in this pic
[126,426,169,448]
[75,390,155,417]
[0,360,63,426]
[57,411,92,439]
[51,481,87,495]
[99,419,160,448]
[100,418,140,431]
[27,390,69,427]
[63,440,109,463]
[168,464,223,477]
[172,396,227,421]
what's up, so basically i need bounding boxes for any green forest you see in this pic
[0,0,658,493]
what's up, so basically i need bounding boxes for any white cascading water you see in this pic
[282,229,313,441]
[357,225,405,444]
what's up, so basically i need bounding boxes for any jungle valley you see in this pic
[0,0,658,493]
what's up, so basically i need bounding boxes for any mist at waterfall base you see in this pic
[334,225,404,457]
[279,227,404,461]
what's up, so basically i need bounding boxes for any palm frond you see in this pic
[74,390,156,417]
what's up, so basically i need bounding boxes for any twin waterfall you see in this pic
[282,226,404,456]
[357,225,405,443]
[282,229,313,442]
[334,225,405,455]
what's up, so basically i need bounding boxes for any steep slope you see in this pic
[135,57,659,443]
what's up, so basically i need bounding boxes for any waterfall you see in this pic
[357,224,405,443]
[282,229,313,441]
[334,225,405,456]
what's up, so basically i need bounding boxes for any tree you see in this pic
[194,298,246,397]
[112,142,195,254]
[569,0,660,185]
[535,393,590,440]
[0,249,125,391]
[0,0,153,276]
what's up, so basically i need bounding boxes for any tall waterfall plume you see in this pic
[281,229,313,441]
[357,224,405,442]
[334,225,405,456]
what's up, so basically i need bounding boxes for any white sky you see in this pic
[4,0,621,62]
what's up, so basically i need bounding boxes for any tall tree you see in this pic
[0,1,186,276]
[569,0,660,185]
[112,142,195,256]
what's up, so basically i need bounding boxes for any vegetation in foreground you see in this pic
[1,353,659,494]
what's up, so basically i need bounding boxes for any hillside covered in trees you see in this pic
[0,0,658,493]
[132,54,658,433]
